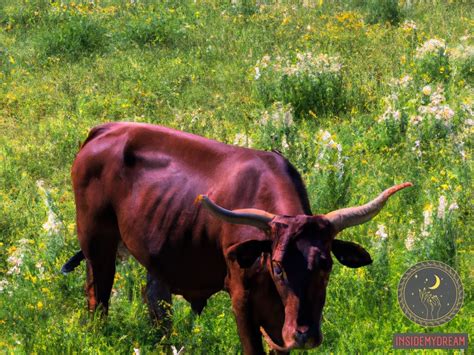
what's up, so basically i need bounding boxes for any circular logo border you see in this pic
[397,260,464,327]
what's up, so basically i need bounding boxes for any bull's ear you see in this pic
[226,240,272,268]
[331,239,372,268]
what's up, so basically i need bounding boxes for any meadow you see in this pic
[0,0,472,353]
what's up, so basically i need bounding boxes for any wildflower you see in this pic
[37,301,43,310]
[281,136,289,150]
[421,207,432,237]
[415,38,446,58]
[320,130,331,141]
[422,85,432,96]
[0,280,8,292]
[133,348,140,355]
[402,20,417,31]
[448,202,459,211]
[437,105,454,121]
[437,195,446,219]
[233,133,252,147]
[43,209,62,235]
[405,232,415,251]
[410,115,423,125]
[412,140,422,157]
[375,224,388,240]
[7,254,23,275]
[391,75,412,88]
[254,66,261,80]
[36,262,45,277]
[171,346,185,355]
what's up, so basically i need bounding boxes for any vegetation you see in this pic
[0,0,472,353]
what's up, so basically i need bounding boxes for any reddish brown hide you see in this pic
[68,122,411,354]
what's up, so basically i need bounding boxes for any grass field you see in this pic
[0,0,472,353]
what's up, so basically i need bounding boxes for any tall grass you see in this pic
[1,1,472,353]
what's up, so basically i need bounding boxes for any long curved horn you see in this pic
[195,195,275,231]
[325,182,412,232]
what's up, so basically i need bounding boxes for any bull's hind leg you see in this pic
[78,213,120,315]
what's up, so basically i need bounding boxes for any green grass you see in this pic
[1,0,472,353]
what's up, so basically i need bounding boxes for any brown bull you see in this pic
[64,122,411,353]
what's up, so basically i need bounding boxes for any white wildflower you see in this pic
[36,262,45,277]
[281,136,289,150]
[410,115,423,125]
[391,75,412,88]
[416,38,446,58]
[448,202,459,211]
[7,254,23,275]
[259,111,269,126]
[465,118,474,126]
[133,348,140,355]
[43,209,62,235]
[405,232,415,251]
[423,209,432,227]
[0,280,8,292]
[437,195,447,219]
[412,140,422,157]
[375,224,388,240]
[233,133,252,147]
[171,346,185,355]
[438,105,454,121]
[430,86,445,105]
[320,130,332,141]
[254,66,261,80]
[283,108,294,127]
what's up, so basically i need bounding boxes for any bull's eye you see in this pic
[272,262,286,281]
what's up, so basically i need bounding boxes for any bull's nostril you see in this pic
[294,329,309,344]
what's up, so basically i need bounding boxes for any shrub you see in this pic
[414,38,450,83]
[124,12,180,47]
[35,14,107,61]
[364,0,402,26]
[450,41,474,85]
[254,52,346,118]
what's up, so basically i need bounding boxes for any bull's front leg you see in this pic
[227,276,265,355]
[143,272,172,332]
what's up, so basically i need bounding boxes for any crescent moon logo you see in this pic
[428,274,441,290]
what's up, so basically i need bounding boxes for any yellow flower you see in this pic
[440,184,449,191]
[430,176,439,183]
[37,301,43,310]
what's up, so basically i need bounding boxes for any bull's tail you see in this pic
[61,250,85,274]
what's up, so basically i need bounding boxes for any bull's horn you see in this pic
[325,182,412,232]
[196,195,275,230]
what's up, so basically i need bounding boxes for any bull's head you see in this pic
[197,182,412,351]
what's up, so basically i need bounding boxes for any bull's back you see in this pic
[72,123,245,292]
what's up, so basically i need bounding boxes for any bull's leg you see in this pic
[84,245,118,315]
[143,272,172,330]
[230,288,265,355]
[77,210,120,315]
